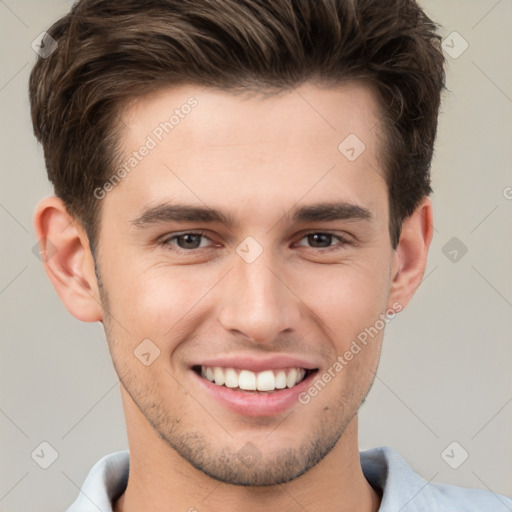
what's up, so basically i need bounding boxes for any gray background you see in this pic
[1,1,511,511]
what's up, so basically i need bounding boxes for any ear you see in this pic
[386,196,434,312]
[33,196,103,322]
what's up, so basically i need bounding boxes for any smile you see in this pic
[194,365,313,392]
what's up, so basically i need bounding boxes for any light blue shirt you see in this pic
[65,447,512,511]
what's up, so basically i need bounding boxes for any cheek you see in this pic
[297,259,391,336]
[101,258,190,322]
[103,265,225,354]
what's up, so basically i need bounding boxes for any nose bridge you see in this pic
[218,245,299,343]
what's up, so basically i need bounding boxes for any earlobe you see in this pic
[387,197,434,311]
[33,196,103,323]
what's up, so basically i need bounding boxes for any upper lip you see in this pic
[192,355,319,373]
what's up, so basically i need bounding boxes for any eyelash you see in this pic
[159,230,353,254]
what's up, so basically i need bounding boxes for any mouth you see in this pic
[192,365,318,393]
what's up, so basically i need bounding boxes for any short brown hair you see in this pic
[29,0,446,254]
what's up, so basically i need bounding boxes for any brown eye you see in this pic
[295,232,350,250]
[307,233,334,248]
[162,232,212,251]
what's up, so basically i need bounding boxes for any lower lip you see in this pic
[192,370,316,417]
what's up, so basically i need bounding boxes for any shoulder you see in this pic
[360,446,512,512]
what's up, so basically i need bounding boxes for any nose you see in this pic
[218,249,301,345]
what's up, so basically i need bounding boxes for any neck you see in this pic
[114,419,380,512]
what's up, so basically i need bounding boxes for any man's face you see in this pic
[95,82,399,485]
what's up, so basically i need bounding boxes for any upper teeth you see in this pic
[200,366,306,391]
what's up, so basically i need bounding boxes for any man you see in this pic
[29,0,511,511]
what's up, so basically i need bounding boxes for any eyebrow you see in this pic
[130,201,372,228]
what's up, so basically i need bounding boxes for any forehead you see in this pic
[108,81,387,226]
[121,80,383,150]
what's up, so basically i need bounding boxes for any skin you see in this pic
[34,81,433,512]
